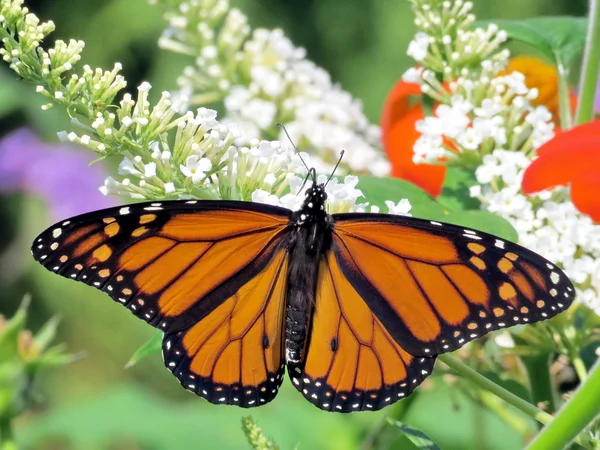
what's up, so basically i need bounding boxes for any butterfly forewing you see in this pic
[31,200,292,332]
[288,251,436,412]
[330,213,576,357]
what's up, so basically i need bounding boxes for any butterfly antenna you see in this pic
[276,122,313,179]
[325,150,345,186]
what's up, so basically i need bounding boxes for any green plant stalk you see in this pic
[439,355,593,449]
[0,418,16,450]
[575,0,600,124]
[563,338,589,383]
[520,353,557,414]
[439,355,554,425]
[556,62,573,130]
[478,391,531,436]
[526,360,600,450]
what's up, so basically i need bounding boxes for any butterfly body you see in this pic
[285,183,331,364]
[32,185,575,412]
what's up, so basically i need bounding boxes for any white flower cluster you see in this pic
[473,152,600,315]
[253,174,412,216]
[0,0,412,217]
[412,70,554,165]
[407,0,600,314]
[71,82,304,202]
[408,0,509,76]
[152,0,390,177]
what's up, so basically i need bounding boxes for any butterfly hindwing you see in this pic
[331,213,576,357]
[163,247,289,407]
[288,251,436,412]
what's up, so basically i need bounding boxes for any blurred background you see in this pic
[0,0,589,448]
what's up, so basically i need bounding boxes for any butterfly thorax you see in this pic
[285,183,331,364]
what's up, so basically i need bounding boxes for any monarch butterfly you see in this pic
[31,168,574,412]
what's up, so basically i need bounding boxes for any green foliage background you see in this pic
[0,0,589,449]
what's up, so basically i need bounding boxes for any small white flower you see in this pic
[279,193,303,211]
[457,127,483,151]
[118,157,142,176]
[469,185,482,197]
[252,189,281,206]
[180,155,212,184]
[385,199,412,216]
[402,67,424,83]
[164,182,175,194]
[494,332,515,348]
[99,176,121,196]
[474,99,503,118]
[263,173,277,186]
[144,162,157,178]
[407,32,430,60]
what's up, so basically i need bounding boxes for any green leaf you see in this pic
[474,17,587,68]
[0,296,30,363]
[32,316,61,353]
[438,167,480,211]
[125,332,162,368]
[356,175,444,217]
[357,176,518,242]
[436,210,519,242]
[387,419,441,450]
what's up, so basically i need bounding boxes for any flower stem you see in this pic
[575,0,600,125]
[0,418,17,450]
[438,354,554,424]
[556,62,573,129]
[520,353,557,414]
[526,360,600,450]
[561,331,589,383]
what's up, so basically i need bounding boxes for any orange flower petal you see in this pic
[522,120,600,221]
[570,174,600,222]
[381,79,445,197]
[522,121,600,193]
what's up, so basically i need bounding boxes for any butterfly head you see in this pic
[296,182,328,225]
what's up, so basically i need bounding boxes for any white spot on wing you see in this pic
[119,207,130,215]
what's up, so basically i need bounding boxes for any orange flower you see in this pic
[381,57,576,197]
[521,120,600,222]
[381,79,445,197]
[504,56,577,125]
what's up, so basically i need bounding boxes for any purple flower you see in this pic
[0,128,115,220]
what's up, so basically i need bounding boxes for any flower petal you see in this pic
[571,174,600,222]
[381,79,445,197]
[522,121,600,193]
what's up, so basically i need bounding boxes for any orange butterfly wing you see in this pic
[163,247,289,406]
[329,214,575,357]
[289,251,435,412]
[32,200,292,406]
